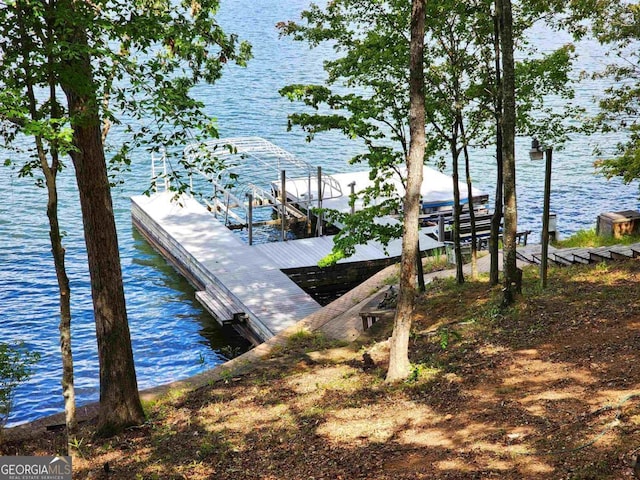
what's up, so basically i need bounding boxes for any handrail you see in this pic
[320,173,342,199]
[151,137,343,241]
[151,148,169,192]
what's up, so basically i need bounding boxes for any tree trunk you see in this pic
[386,0,425,383]
[490,4,504,286]
[451,135,464,284]
[18,0,77,449]
[45,166,77,448]
[499,0,518,306]
[40,146,77,449]
[60,18,145,436]
[460,118,477,280]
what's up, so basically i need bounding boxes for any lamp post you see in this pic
[529,138,552,288]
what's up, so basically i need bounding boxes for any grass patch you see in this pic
[422,252,449,273]
[554,228,640,248]
[285,330,344,354]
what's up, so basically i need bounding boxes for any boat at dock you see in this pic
[132,137,490,342]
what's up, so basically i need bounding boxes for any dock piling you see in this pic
[317,166,323,237]
[348,181,356,216]
[281,170,287,241]
[247,192,253,245]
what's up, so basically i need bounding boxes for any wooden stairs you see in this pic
[516,242,640,266]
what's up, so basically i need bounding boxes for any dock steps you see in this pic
[517,242,640,267]
[196,282,247,325]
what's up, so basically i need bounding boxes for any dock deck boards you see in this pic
[253,230,442,269]
[132,191,444,342]
[131,192,322,341]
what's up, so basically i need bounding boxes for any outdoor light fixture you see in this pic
[529,138,552,289]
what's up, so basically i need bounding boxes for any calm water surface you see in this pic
[1,1,638,426]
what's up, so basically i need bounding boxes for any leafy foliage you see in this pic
[0,0,252,190]
[0,342,39,430]
[0,0,251,436]
[590,2,640,186]
[280,0,583,266]
[279,0,420,263]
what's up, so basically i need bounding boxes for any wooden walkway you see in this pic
[253,226,441,269]
[131,192,322,343]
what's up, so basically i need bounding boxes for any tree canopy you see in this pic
[280,0,581,278]
[591,2,640,185]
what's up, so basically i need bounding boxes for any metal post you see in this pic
[162,149,169,191]
[306,170,312,235]
[317,166,323,237]
[213,185,218,219]
[151,152,157,192]
[438,215,445,243]
[247,193,253,246]
[281,169,287,242]
[540,147,552,288]
[224,191,230,226]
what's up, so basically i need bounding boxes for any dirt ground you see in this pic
[3,260,640,479]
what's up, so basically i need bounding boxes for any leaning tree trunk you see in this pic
[38,133,77,449]
[44,160,77,448]
[17,2,77,448]
[386,0,426,383]
[499,0,518,306]
[60,16,145,436]
[460,119,478,280]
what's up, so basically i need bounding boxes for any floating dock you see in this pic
[132,191,443,343]
[131,192,322,344]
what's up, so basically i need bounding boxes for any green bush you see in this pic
[0,342,40,430]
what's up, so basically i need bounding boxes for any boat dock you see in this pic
[131,192,323,344]
[132,137,495,343]
[132,191,443,344]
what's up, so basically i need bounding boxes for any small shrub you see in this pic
[437,326,461,350]
[0,342,40,430]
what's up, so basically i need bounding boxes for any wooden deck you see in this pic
[253,226,442,269]
[131,192,444,343]
[131,192,322,343]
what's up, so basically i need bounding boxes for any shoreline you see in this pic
[4,261,402,442]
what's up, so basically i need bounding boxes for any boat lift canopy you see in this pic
[182,136,341,202]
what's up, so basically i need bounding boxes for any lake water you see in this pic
[1,1,638,427]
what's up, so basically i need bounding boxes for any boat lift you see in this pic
[153,137,343,244]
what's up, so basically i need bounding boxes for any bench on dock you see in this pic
[453,213,494,241]
[421,211,494,244]
[476,230,531,250]
[421,209,530,249]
